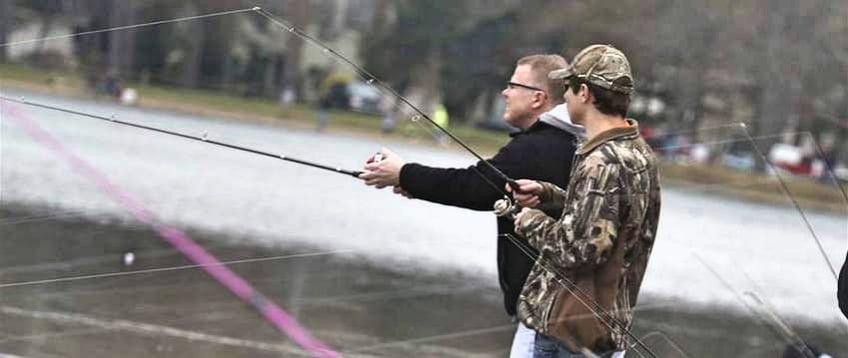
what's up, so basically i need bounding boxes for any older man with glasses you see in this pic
[360,54,584,357]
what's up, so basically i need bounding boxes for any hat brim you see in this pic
[548,68,573,80]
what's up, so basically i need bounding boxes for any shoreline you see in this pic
[1,74,844,216]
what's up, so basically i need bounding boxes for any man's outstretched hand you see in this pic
[360,147,404,189]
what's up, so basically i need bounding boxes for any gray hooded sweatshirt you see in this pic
[539,103,586,140]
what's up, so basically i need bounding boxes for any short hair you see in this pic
[569,76,630,117]
[517,54,568,104]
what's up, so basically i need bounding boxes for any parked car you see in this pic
[320,82,350,110]
[347,81,382,114]
[722,151,755,171]
[319,79,381,115]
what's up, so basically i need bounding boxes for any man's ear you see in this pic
[580,83,591,103]
[533,91,548,107]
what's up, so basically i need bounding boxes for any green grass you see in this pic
[0,63,507,149]
[0,63,85,91]
[661,163,847,213]
[0,63,509,151]
[131,80,509,154]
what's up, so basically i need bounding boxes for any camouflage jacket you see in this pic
[514,119,661,352]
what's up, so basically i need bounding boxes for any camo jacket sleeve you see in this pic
[516,154,621,270]
[537,181,568,211]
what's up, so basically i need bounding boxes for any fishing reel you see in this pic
[494,179,526,218]
[494,196,521,218]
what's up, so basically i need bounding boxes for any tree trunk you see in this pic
[178,4,204,88]
[107,1,135,77]
[0,0,12,62]
[372,0,393,32]
[279,0,308,104]
[409,50,444,116]
[35,16,53,58]
[753,2,794,171]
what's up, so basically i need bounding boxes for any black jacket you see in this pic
[399,120,578,316]
[840,252,848,319]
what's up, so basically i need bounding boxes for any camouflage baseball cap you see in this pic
[548,44,634,94]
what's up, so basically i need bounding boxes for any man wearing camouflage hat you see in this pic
[509,44,661,357]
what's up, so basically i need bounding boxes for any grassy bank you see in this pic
[0,63,509,153]
[661,163,847,214]
[1,63,845,214]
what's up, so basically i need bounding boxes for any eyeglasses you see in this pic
[506,81,545,93]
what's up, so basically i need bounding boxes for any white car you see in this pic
[347,81,381,114]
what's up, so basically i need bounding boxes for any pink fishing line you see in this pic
[2,102,338,358]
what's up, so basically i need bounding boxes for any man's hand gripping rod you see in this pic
[493,179,528,218]
[493,193,522,218]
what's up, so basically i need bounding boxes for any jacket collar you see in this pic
[509,119,549,137]
[577,119,639,155]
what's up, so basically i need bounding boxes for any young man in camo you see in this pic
[510,44,661,357]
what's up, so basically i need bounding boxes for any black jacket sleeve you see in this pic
[398,136,541,211]
[839,252,848,319]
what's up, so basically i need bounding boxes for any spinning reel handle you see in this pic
[493,197,521,218]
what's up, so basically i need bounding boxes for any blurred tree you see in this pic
[21,0,64,63]
[108,1,135,77]
[0,0,12,62]
[362,0,472,116]
[200,0,243,90]
[279,0,308,103]
[647,0,723,131]
[177,2,204,88]
[748,0,800,169]
[811,0,848,167]
[131,1,180,84]
[5,0,843,170]
[441,11,517,122]
[68,0,110,89]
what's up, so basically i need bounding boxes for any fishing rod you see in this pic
[737,123,840,280]
[0,5,522,196]
[0,96,363,178]
[3,8,648,355]
[0,8,258,49]
[250,7,838,357]
[744,291,818,358]
[254,9,661,357]
[252,7,522,195]
[2,101,338,357]
[638,332,691,358]
[695,254,817,358]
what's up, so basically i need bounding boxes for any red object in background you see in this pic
[640,126,654,140]
[776,161,812,176]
